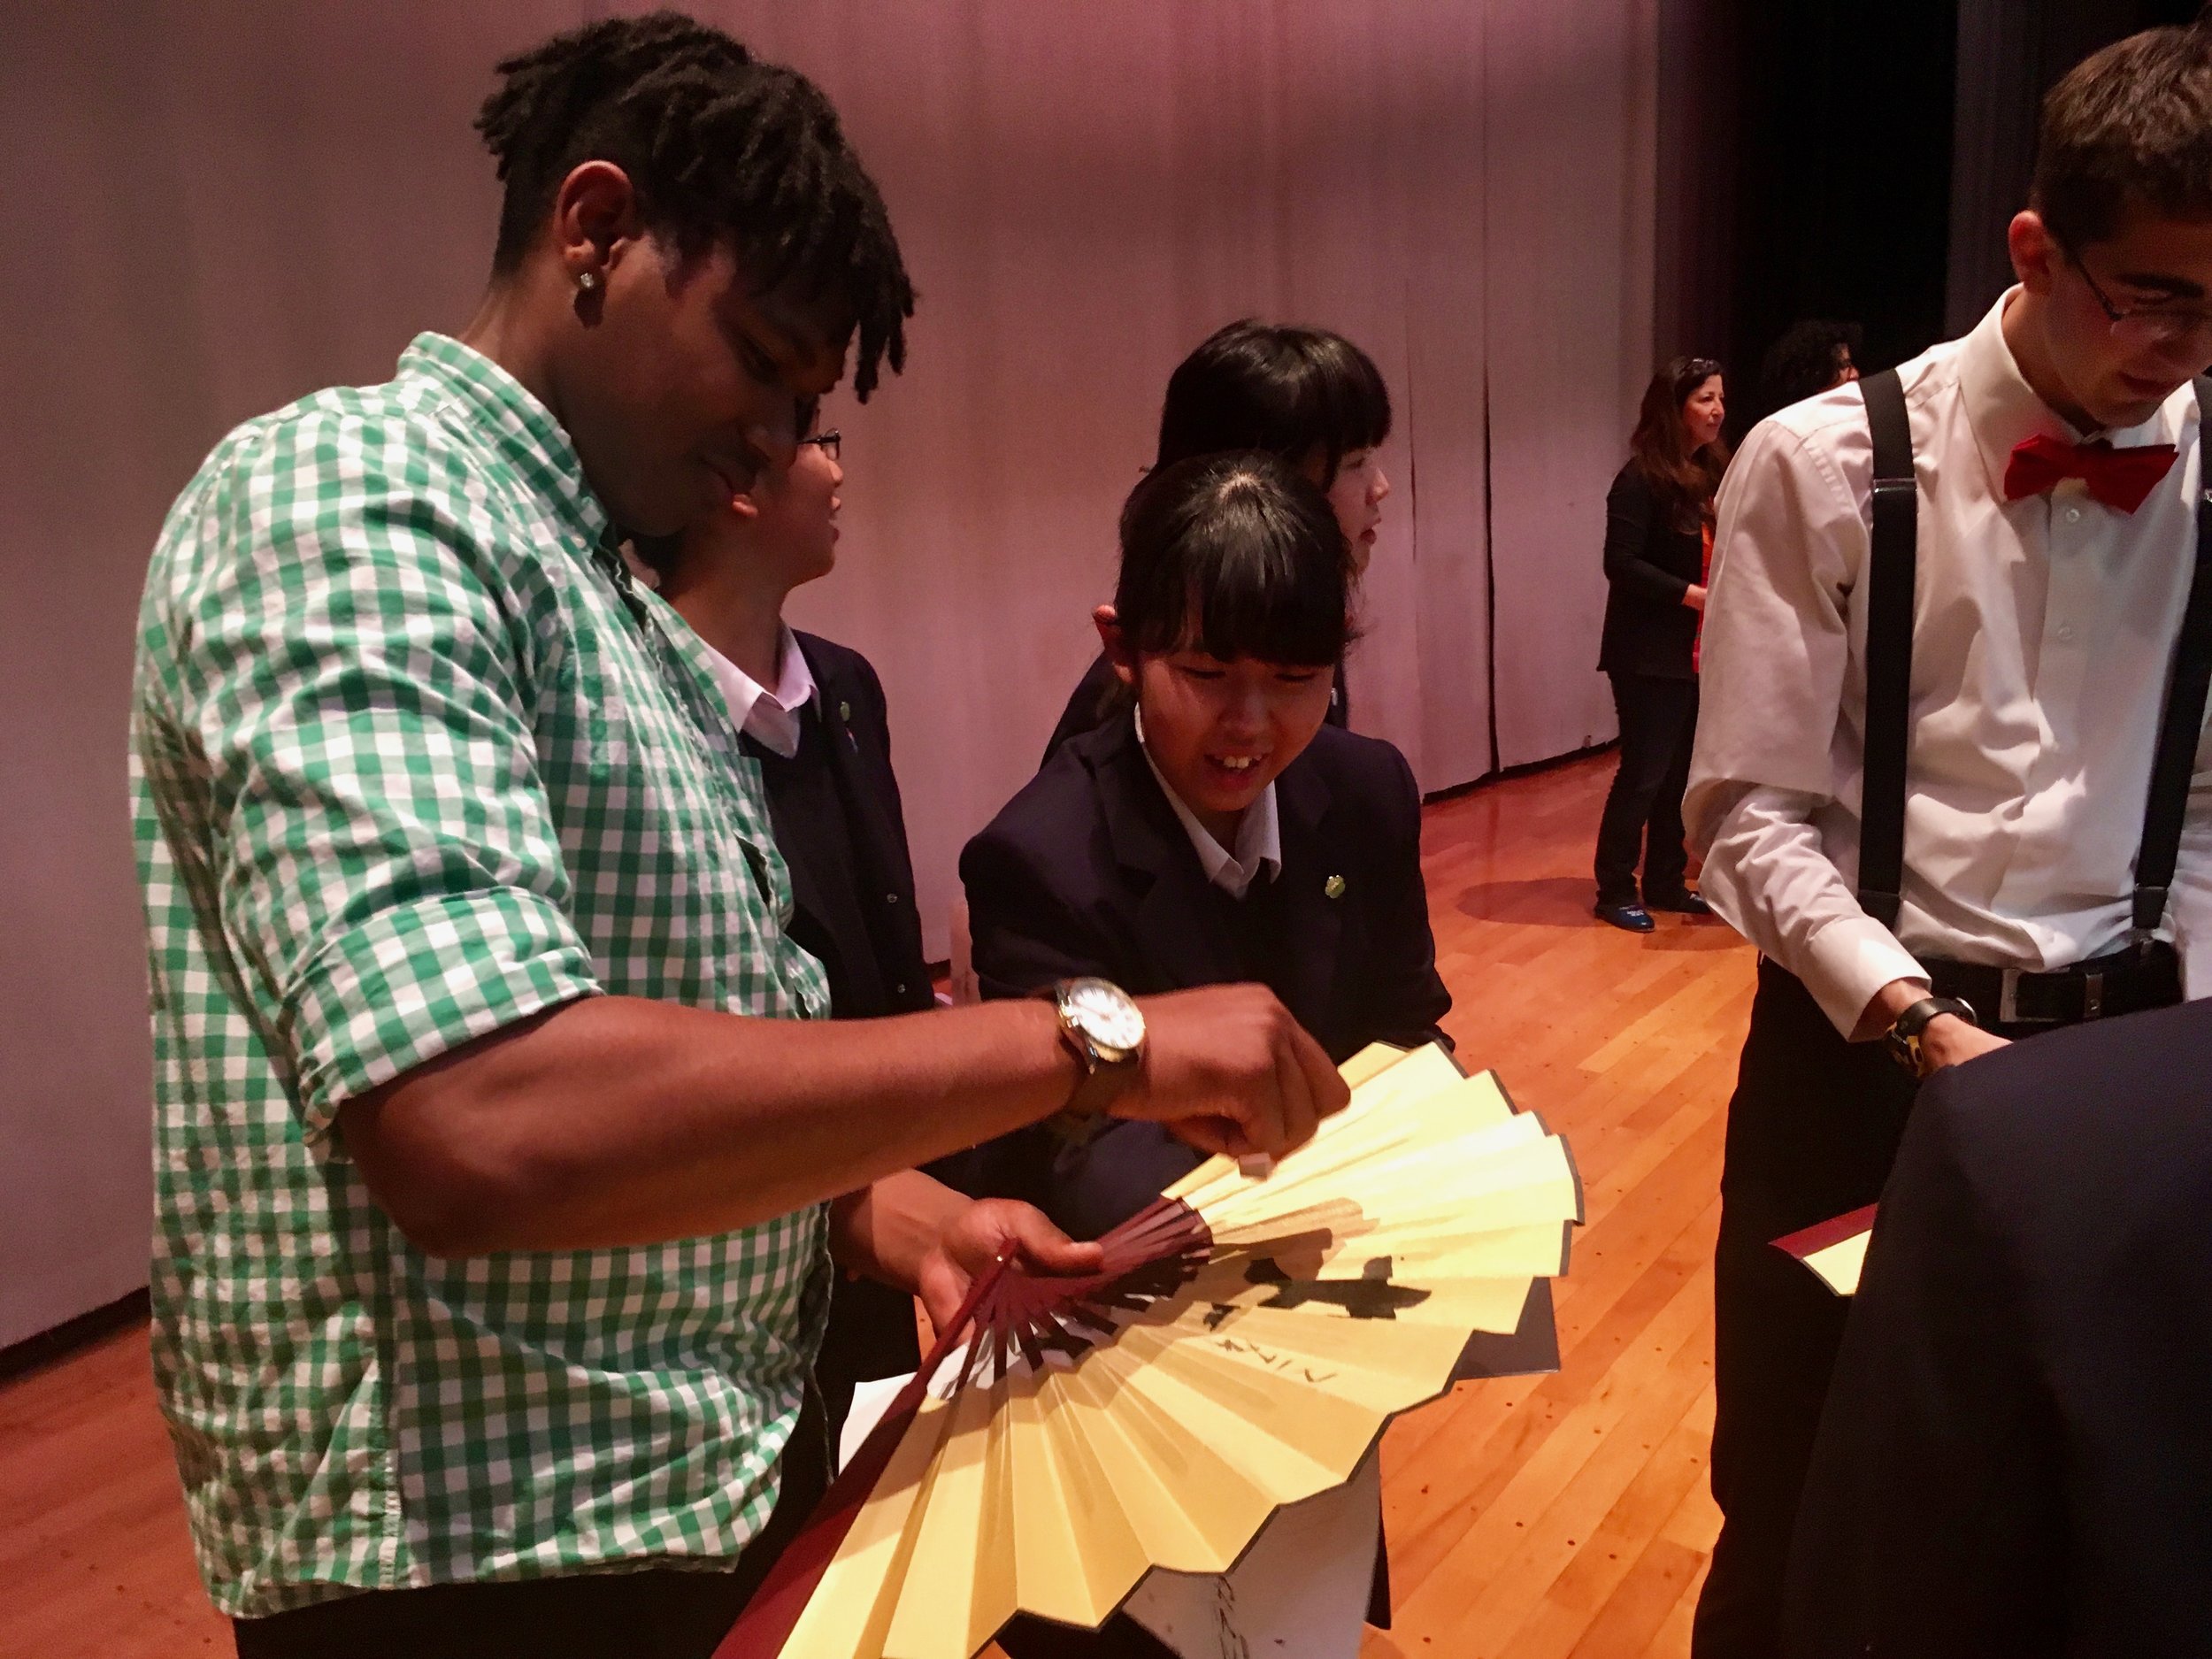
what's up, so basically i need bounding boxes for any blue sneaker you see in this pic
[1644,888,1713,917]
[1595,902,1655,933]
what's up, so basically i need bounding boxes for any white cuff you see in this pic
[1800,914,1929,1038]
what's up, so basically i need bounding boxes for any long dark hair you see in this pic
[1630,357,1729,528]
[1156,320,1392,484]
[1115,452,1353,668]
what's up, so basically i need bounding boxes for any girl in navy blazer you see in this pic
[963,451,1452,1241]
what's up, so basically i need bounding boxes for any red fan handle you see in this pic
[714,1197,1211,1657]
[711,1255,1013,1659]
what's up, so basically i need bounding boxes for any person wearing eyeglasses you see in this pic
[1682,23,2212,1658]
[638,422,958,1443]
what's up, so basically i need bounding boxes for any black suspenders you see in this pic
[1853,367,2212,942]
[1856,370,1917,931]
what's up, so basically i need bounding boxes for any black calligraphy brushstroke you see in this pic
[1243,1255,1431,1320]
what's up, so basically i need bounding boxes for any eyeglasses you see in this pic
[799,429,841,462]
[2065,247,2212,348]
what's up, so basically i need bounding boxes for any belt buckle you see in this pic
[2000,965,2101,1025]
[1996,967,2066,1026]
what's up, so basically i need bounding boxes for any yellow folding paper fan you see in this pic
[718,1041,1583,1659]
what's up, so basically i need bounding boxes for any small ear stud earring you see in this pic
[576,270,602,294]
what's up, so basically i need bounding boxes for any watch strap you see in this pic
[1885,994,1977,1077]
[1891,995,1976,1041]
[1061,1048,1141,1120]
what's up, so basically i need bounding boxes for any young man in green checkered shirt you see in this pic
[132,17,1346,1657]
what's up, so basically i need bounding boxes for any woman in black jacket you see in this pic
[1593,356,1728,931]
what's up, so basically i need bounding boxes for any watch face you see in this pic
[1064,978,1145,1053]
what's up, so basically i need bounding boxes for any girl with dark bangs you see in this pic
[1041,319,1394,760]
[963,452,1450,1241]
[959,451,1445,1655]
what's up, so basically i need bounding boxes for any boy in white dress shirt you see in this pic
[1685,23,2212,1655]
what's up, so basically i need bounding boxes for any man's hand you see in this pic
[1684,583,1709,612]
[1116,984,1350,1161]
[1855,977,2011,1073]
[914,1198,1103,1336]
[1916,1014,2010,1072]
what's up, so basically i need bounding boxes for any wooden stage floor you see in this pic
[0,749,1752,1658]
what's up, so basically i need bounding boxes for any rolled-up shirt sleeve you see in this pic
[145,419,602,1139]
[1688,410,1928,1036]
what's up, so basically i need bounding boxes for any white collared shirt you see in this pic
[1688,288,2212,1034]
[1135,708,1282,899]
[700,626,816,759]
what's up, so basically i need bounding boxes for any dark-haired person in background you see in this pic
[132,18,1345,1657]
[1785,998,2212,1656]
[639,421,963,1447]
[1592,357,1729,932]
[1757,319,1863,419]
[969,452,1450,1240]
[1686,23,2212,1656]
[1042,319,1393,760]
[964,450,1447,1656]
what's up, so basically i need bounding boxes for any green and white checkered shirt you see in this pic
[132,334,834,1618]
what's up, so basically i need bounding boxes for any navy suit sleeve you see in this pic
[956,820,1133,1213]
[849,653,918,864]
[1603,466,1692,607]
[960,823,1122,1002]
[1359,746,1454,1051]
[1784,1062,2065,1659]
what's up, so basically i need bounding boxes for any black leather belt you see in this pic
[1924,940,2181,1028]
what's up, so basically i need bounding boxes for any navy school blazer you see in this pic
[752,631,936,1022]
[743,631,935,1427]
[1786,995,2212,1658]
[959,711,1451,1238]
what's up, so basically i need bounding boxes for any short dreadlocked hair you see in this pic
[475,12,914,397]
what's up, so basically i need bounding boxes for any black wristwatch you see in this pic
[1885,995,1978,1079]
[1045,978,1147,1138]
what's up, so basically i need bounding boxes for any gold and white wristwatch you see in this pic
[1048,977,1147,1127]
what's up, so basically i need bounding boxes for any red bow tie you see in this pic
[2003,433,2177,514]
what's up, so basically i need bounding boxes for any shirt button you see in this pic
[2058,623,2076,641]
[886,892,899,905]
[895,983,908,996]
[2065,507,2083,524]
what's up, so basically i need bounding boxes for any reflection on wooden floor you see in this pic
[0,749,1749,1659]
[1369,752,1743,1658]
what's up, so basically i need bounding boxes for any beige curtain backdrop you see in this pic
[0,0,1654,1344]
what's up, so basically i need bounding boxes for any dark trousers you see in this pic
[816,1272,922,1451]
[233,1391,831,1659]
[1692,962,2067,1659]
[1594,671,1700,906]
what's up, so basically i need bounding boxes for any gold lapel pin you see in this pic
[839,700,852,723]
[1325,874,1346,900]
